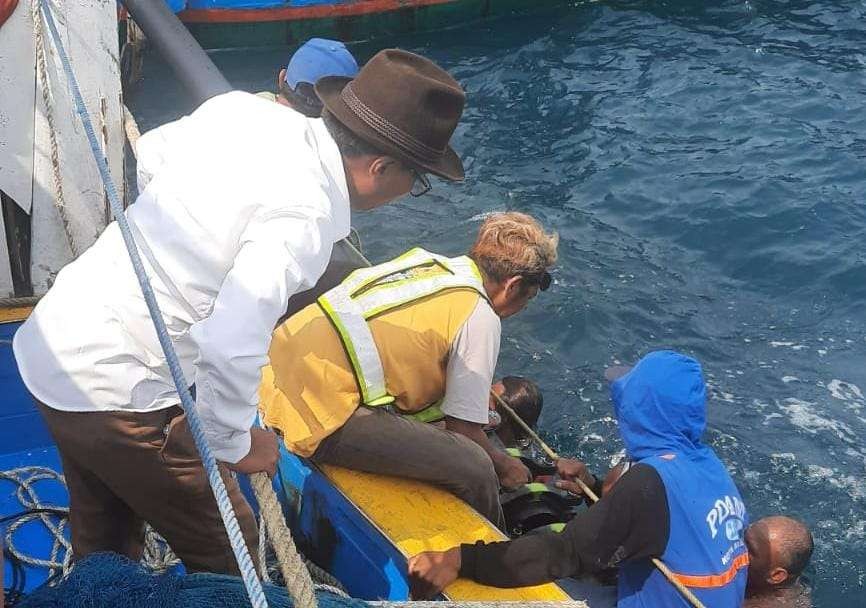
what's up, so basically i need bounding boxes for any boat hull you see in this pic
[174,0,569,49]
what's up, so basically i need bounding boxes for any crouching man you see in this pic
[259,212,558,528]
[409,351,751,606]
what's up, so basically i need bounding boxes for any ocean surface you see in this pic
[129,1,866,605]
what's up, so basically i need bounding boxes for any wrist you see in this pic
[490,450,511,469]
[446,546,462,571]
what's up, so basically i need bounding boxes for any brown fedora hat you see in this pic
[315,49,466,181]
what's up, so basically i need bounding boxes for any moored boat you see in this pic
[142,0,571,50]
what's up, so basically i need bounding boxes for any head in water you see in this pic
[745,516,813,594]
[489,376,543,447]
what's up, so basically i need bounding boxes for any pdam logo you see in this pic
[725,518,744,542]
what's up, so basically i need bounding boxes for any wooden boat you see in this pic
[0,240,579,602]
[157,0,569,49]
[1,1,601,604]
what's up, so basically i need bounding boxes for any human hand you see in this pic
[226,427,280,477]
[407,548,461,599]
[554,458,595,497]
[497,455,532,490]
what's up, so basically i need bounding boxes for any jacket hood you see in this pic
[610,350,708,461]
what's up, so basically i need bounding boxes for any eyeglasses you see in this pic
[409,169,432,197]
[523,271,552,291]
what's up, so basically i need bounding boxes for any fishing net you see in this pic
[17,553,367,608]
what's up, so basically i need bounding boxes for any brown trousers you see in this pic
[311,406,506,529]
[37,402,258,575]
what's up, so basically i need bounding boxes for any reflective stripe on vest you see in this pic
[402,401,445,424]
[318,248,487,408]
[669,553,750,589]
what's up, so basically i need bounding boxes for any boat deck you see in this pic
[0,445,68,592]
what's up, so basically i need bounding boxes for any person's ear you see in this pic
[768,567,789,586]
[368,156,398,178]
[502,276,524,298]
[277,68,287,90]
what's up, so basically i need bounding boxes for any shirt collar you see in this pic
[310,116,351,240]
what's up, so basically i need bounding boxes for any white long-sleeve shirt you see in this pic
[13,91,350,463]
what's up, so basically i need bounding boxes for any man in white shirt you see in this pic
[12,48,467,574]
[259,213,559,527]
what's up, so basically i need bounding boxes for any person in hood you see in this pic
[408,350,750,607]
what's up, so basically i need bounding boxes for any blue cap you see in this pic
[284,38,359,90]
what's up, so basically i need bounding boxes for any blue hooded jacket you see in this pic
[612,350,709,461]
[611,351,748,607]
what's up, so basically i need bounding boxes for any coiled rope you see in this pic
[0,466,179,578]
[32,2,269,606]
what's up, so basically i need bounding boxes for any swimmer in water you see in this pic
[487,376,543,448]
[744,516,813,608]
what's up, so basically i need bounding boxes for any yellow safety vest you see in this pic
[260,248,489,456]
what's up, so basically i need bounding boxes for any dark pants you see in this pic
[311,406,506,529]
[36,402,259,575]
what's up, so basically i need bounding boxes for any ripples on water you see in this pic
[130,1,866,604]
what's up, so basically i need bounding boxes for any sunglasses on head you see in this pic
[523,271,552,291]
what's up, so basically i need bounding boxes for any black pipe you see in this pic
[121,0,232,106]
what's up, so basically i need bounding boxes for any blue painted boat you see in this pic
[1,307,579,602]
[138,0,571,49]
[1,2,590,604]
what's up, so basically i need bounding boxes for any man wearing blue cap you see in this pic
[408,350,750,607]
[257,38,358,117]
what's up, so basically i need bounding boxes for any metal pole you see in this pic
[120,0,232,106]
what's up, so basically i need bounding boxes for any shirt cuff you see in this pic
[459,542,484,579]
[207,428,252,464]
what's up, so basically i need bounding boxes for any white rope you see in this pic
[251,472,317,608]
[1,463,348,599]
[0,466,179,579]
[0,466,70,578]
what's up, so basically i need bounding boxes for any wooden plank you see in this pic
[0,306,32,323]
[0,208,14,298]
[29,0,124,294]
[0,0,36,214]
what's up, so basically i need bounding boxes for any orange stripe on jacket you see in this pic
[670,552,750,589]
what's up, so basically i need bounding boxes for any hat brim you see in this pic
[315,76,465,182]
[604,365,633,383]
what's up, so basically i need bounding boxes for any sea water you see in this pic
[129,1,866,604]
